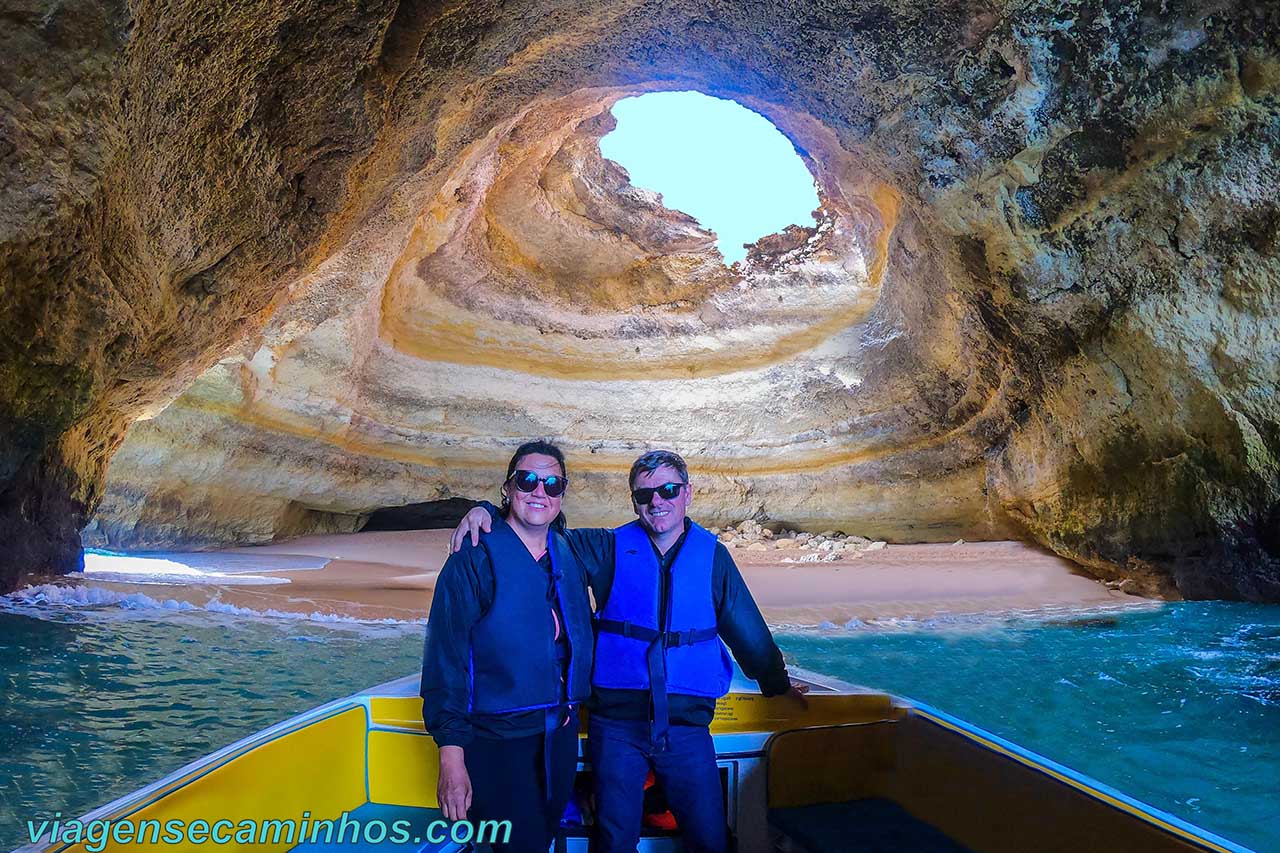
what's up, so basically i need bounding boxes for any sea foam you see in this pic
[0,583,423,627]
[79,550,325,585]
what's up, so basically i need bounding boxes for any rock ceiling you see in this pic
[3,0,1278,599]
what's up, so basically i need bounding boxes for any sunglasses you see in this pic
[507,469,568,498]
[631,482,687,505]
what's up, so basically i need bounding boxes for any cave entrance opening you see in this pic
[599,90,820,265]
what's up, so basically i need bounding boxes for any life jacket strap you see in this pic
[596,618,661,642]
[666,626,719,647]
[596,619,717,647]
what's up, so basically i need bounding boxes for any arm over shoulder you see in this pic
[562,526,616,607]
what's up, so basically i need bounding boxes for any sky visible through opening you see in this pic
[599,91,820,265]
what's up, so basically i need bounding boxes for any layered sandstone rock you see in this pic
[3,0,1277,599]
[87,94,991,550]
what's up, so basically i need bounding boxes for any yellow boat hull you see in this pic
[21,669,1249,852]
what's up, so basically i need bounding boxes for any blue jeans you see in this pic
[588,716,728,853]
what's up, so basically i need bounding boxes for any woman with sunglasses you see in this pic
[420,440,593,852]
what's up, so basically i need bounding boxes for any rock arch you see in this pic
[3,0,1278,599]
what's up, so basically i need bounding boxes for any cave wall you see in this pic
[84,90,1010,551]
[3,0,1278,598]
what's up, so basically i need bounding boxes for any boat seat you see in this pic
[765,725,972,853]
[769,798,974,853]
[289,802,451,852]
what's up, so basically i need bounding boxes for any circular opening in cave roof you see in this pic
[600,91,821,266]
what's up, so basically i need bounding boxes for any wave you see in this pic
[0,584,424,627]
[774,599,1162,634]
[6,584,1161,635]
[80,551,328,585]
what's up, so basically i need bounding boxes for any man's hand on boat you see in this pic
[783,681,810,711]
[452,505,494,551]
[437,745,473,822]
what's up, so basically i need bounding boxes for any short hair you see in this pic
[629,450,689,489]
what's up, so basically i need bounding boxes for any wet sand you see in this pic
[69,530,1148,624]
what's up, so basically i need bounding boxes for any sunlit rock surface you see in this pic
[87,97,975,549]
[4,0,1278,599]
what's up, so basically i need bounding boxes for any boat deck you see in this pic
[770,798,975,853]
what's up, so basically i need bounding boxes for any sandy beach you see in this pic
[61,530,1150,625]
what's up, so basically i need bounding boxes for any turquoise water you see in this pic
[1,597,1276,851]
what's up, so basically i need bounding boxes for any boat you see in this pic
[20,666,1251,853]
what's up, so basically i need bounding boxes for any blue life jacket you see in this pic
[593,520,732,699]
[468,519,593,715]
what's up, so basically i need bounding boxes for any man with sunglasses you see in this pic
[451,449,804,853]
